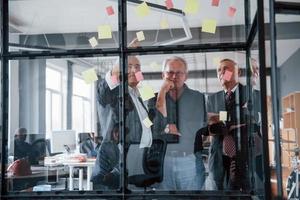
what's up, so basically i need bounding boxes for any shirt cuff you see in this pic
[105,71,119,90]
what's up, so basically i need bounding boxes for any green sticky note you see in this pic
[98,25,112,39]
[139,84,155,101]
[136,1,150,17]
[213,57,221,66]
[202,19,217,34]
[82,68,98,84]
[184,0,199,14]
[143,117,153,128]
[219,111,227,121]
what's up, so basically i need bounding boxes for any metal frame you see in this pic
[3,0,297,199]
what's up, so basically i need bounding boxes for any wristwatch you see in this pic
[164,124,170,133]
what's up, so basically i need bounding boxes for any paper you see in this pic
[136,31,145,41]
[184,0,199,14]
[160,18,169,29]
[88,37,98,48]
[106,6,115,16]
[150,62,161,70]
[98,25,112,39]
[223,70,233,81]
[213,57,221,66]
[136,1,150,17]
[111,75,119,84]
[202,19,217,34]
[143,117,153,128]
[139,84,155,101]
[82,68,98,84]
[135,71,144,81]
[212,0,220,7]
[219,111,227,121]
[165,0,174,10]
[228,6,237,17]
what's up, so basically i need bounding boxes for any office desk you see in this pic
[63,158,96,191]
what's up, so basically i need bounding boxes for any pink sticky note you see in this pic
[111,75,119,84]
[106,6,114,16]
[135,71,144,81]
[212,0,220,7]
[165,0,174,10]
[223,70,233,81]
[228,6,237,17]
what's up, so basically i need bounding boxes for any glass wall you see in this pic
[1,0,284,199]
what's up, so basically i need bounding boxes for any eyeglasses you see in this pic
[165,71,186,77]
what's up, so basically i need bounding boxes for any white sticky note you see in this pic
[88,37,98,48]
[219,111,227,121]
[98,25,112,39]
[139,84,155,101]
[143,117,153,128]
[136,31,145,41]
[82,68,98,84]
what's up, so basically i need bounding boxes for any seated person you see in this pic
[14,128,37,165]
[80,132,102,158]
[91,124,120,189]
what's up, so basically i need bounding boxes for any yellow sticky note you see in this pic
[184,0,199,14]
[136,31,145,41]
[150,62,160,70]
[82,68,98,84]
[160,18,169,29]
[143,117,153,128]
[219,111,227,121]
[202,19,217,34]
[88,37,98,48]
[136,1,150,17]
[213,57,221,66]
[139,84,155,101]
[98,25,112,39]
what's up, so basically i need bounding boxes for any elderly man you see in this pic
[96,53,155,189]
[153,56,207,190]
[206,58,251,191]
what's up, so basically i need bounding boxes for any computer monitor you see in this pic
[51,130,76,154]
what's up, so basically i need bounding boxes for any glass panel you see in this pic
[274,13,300,200]
[127,0,245,47]
[6,57,121,193]
[8,0,119,52]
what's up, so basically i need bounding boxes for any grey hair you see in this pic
[162,56,188,72]
[15,128,27,135]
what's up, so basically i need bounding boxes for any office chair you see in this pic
[128,138,167,191]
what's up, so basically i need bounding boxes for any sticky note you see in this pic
[184,0,199,14]
[160,18,169,29]
[223,70,233,81]
[135,71,144,81]
[136,1,150,17]
[82,68,98,84]
[143,117,153,128]
[136,31,145,41]
[202,19,217,34]
[106,6,114,16]
[88,37,98,48]
[165,0,174,10]
[139,84,155,101]
[111,75,119,84]
[150,62,160,70]
[98,25,112,39]
[228,6,237,17]
[212,0,220,7]
[219,111,227,121]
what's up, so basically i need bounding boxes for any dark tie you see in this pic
[223,90,236,157]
